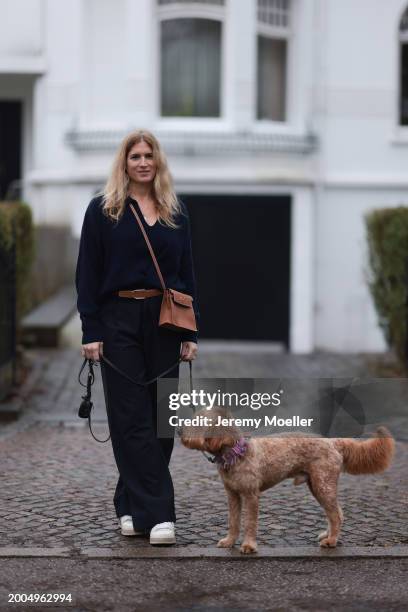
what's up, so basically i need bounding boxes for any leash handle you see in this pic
[79,355,194,443]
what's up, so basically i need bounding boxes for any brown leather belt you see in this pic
[118,289,163,300]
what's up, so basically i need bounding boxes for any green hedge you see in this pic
[0,201,35,324]
[365,206,408,367]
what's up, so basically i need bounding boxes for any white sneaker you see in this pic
[119,515,144,536]
[150,522,176,545]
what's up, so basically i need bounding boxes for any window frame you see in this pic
[255,0,293,126]
[392,4,408,143]
[398,8,408,128]
[155,1,228,127]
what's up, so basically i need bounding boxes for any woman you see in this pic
[76,129,198,545]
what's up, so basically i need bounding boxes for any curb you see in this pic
[0,548,71,558]
[1,546,408,559]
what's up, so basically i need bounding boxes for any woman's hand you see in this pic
[81,341,103,362]
[180,341,198,361]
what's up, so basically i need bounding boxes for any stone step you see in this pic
[21,285,77,347]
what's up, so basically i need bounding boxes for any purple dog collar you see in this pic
[214,438,249,470]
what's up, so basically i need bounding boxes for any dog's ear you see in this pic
[205,433,236,454]
[204,436,224,454]
[180,434,205,450]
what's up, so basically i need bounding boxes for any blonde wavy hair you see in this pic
[102,129,180,227]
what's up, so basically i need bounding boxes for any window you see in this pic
[400,6,408,125]
[158,1,224,117]
[257,37,286,121]
[258,0,290,28]
[161,18,221,117]
[256,0,291,122]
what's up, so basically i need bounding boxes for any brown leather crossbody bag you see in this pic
[129,203,197,334]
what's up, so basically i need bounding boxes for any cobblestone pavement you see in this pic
[0,347,407,553]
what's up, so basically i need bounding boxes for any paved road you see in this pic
[1,422,407,550]
[1,347,407,611]
[0,558,407,611]
[1,348,407,551]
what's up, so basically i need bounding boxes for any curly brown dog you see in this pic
[181,408,395,554]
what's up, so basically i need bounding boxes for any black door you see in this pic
[180,194,291,345]
[0,101,22,200]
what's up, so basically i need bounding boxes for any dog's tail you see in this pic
[334,426,395,475]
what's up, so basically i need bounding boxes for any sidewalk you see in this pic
[0,347,407,558]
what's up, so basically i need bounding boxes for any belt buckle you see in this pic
[132,289,146,300]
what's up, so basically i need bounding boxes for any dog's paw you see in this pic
[318,530,328,542]
[319,536,337,548]
[240,542,258,554]
[217,537,236,548]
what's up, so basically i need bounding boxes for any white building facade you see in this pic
[1,0,408,352]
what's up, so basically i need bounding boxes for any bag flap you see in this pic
[169,289,193,307]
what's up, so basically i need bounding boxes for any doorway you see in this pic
[180,194,291,345]
[0,101,22,199]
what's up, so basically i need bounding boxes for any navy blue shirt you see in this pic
[75,195,199,344]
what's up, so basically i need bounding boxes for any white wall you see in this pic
[314,187,408,352]
[9,0,408,352]
[82,0,127,126]
[312,0,408,351]
[322,0,408,180]
[0,0,43,57]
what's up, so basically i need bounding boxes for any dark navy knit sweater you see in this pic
[75,195,199,344]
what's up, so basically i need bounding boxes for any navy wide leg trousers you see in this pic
[100,295,181,530]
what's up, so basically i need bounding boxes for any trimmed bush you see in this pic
[0,201,35,324]
[365,206,408,367]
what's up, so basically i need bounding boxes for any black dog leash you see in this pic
[78,359,107,442]
[78,355,189,443]
[78,356,214,464]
